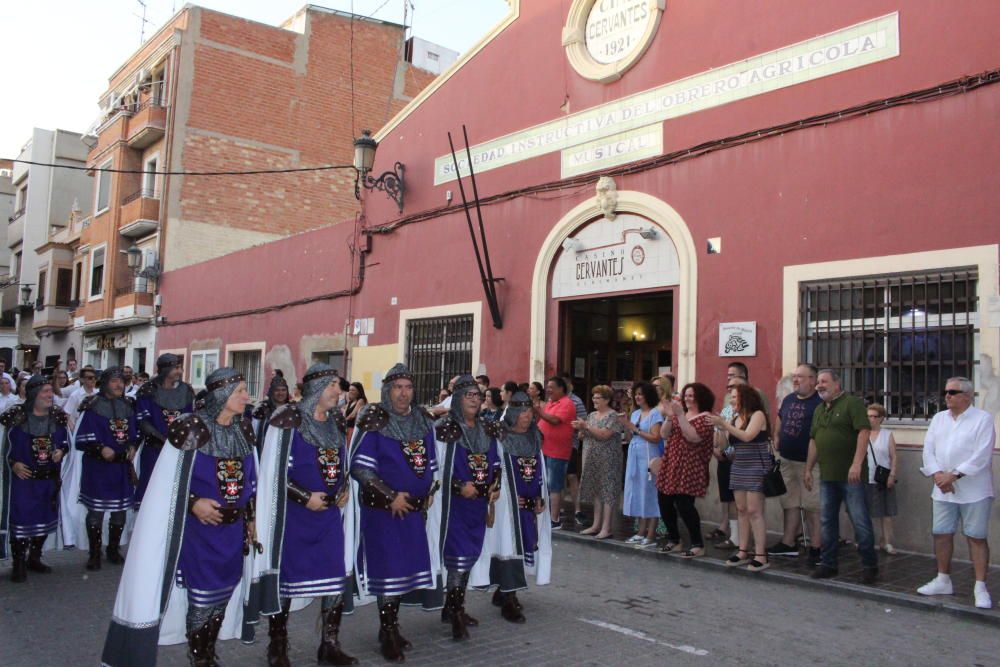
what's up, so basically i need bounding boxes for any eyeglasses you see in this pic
[726,385,736,390]
[943,389,966,396]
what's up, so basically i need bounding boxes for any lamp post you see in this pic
[353,129,405,213]
[19,284,32,308]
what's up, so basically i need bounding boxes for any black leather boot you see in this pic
[186,618,215,667]
[491,588,503,607]
[10,538,28,582]
[377,599,405,663]
[317,602,358,665]
[27,536,52,574]
[86,522,102,571]
[442,588,479,627]
[266,607,291,667]
[445,587,469,641]
[500,592,526,623]
[106,523,125,565]
[205,613,224,667]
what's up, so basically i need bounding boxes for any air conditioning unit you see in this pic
[136,68,149,85]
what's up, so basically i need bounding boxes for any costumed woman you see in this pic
[252,375,291,453]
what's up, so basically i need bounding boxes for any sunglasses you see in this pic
[943,389,966,396]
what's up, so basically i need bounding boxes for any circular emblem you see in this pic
[564,0,665,83]
[630,245,645,266]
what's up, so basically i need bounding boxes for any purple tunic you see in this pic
[7,426,69,538]
[177,451,257,607]
[279,431,348,598]
[75,409,138,512]
[134,394,189,504]
[507,452,543,564]
[353,428,437,596]
[441,440,500,572]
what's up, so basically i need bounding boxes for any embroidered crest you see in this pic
[161,408,182,426]
[109,418,130,444]
[32,436,53,465]
[467,452,490,495]
[517,456,537,484]
[401,439,428,477]
[216,458,245,506]
[317,448,341,488]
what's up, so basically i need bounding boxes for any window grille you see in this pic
[405,315,473,406]
[230,350,263,399]
[799,268,978,420]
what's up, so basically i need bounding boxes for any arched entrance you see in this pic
[529,190,698,385]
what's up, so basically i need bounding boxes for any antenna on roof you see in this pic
[134,0,154,43]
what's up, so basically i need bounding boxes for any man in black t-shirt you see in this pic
[767,363,824,564]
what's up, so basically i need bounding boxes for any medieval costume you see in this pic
[253,376,291,453]
[252,364,357,666]
[433,375,501,640]
[73,367,138,570]
[134,353,195,505]
[351,363,439,662]
[0,375,69,581]
[470,392,552,622]
[101,367,259,667]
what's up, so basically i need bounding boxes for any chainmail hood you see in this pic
[195,367,253,459]
[374,363,432,442]
[500,391,543,457]
[297,363,344,450]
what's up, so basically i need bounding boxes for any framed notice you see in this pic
[718,322,757,357]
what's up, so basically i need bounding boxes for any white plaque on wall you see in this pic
[551,213,679,299]
[718,322,757,357]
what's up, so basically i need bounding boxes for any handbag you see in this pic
[757,440,787,498]
[868,440,892,489]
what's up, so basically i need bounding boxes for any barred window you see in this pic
[405,315,474,406]
[799,269,978,420]
[229,350,262,399]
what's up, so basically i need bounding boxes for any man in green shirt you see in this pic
[804,369,878,583]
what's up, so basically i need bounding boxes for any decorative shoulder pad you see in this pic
[124,396,136,409]
[51,408,69,428]
[269,403,301,429]
[79,394,98,413]
[137,382,157,398]
[0,404,26,428]
[239,417,257,449]
[357,404,389,433]
[333,412,348,434]
[252,403,270,420]
[167,414,211,451]
[435,416,462,444]
[484,419,506,440]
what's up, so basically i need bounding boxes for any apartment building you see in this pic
[77,4,438,379]
[0,160,14,366]
[5,129,92,370]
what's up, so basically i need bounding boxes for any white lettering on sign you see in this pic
[551,214,679,298]
[435,13,899,184]
[586,0,655,65]
[561,124,662,177]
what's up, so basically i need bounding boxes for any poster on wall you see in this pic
[718,322,757,357]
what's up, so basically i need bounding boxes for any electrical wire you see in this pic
[3,159,354,176]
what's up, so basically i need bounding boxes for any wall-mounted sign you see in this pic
[86,332,131,351]
[719,322,756,357]
[551,213,679,298]
[563,0,665,83]
[561,123,663,178]
[436,13,899,184]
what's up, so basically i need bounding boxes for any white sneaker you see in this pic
[974,587,992,609]
[624,534,643,544]
[636,537,655,547]
[917,577,954,596]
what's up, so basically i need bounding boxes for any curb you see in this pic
[552,529,1000,628]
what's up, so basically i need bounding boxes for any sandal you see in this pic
[724,550,750,567]
[594,531,613,540]
[714,538,737,549]
[679,547,704,559]
[707,528,727,540]
[659,542,679,554]
[747,555,771,572]
[579,527,599,536]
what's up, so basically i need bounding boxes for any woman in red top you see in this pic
[655,382,716,557]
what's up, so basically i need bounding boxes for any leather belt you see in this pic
[218,507,243,524]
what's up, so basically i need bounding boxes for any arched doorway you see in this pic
[529,190,698,385]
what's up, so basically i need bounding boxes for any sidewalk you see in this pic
[552,509,1000,627]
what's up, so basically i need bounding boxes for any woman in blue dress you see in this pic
[621,382,664,547]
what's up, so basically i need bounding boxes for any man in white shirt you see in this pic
[63,367,99,428]
[0,376,18,413]
[429,374,460,417]
[918,376,996,609]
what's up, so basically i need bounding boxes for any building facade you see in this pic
[6,129,93,371]
[0,160,15,365]
[156,1,1000,559]
[77,4,437,377]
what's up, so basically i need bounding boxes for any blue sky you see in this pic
[0,0,510,156]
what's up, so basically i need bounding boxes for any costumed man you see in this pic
[134,353,195,505]
[433,375,501,640]
[351,363,439,663]
[74,367,138,570]
[0,375,70,581]
[471,392,552,622]
[253,364,357,666]
[101,368,259,667]
[253,375,291,453]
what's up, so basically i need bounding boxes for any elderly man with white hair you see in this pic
[918,376,996,609]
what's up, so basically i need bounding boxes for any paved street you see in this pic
[3,541,999,667]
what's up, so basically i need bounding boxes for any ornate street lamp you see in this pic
[353,129,405,213]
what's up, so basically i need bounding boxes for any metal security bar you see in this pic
[230,350,263,400]
[799,268,978,420]
[405,315,474,406]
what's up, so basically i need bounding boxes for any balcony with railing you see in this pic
[49,215,90,245]
[113,280,155,322]
[7,212,24,250]
[32,297,74,333]
[119,187,160,237]
[127,84,167,149]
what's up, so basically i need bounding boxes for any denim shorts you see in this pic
[545,455,569,494]
[932,497,993,539]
